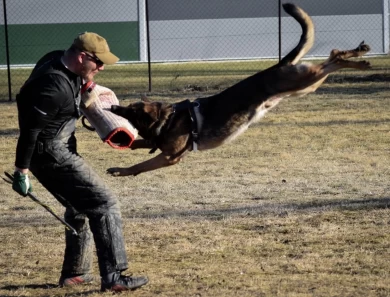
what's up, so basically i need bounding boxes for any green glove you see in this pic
[12,171,33,196]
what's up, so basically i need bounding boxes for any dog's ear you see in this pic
[144,102,172,123]
[146,102,164,122]
[141,94,151,103]
[158,104,173,122]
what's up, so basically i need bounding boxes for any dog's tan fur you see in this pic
[107,3,371,177]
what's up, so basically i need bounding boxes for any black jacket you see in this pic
[15,50,82,169]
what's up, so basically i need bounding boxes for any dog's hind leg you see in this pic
[320,57,371,74]
[107,153,184,176]
[285,42,371,96]
[323,42,371,67]
[307,42,371,83]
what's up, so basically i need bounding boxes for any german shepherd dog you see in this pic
[107,3,371,177]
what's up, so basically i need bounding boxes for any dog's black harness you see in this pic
[149,99,202,154]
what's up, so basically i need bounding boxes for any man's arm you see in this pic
[15,75,65,170]
[13,75,67,195]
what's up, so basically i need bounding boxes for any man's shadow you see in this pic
[0,284,99,296]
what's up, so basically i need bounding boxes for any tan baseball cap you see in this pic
[73,32,119,65]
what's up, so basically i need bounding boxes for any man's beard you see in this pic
[80,65,94,82]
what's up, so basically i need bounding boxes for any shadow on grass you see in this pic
[0,128,19,136]
[326,73,390,84]
[1,197,389,228]
[258,118,390,128]
[0,284,99,296]
[128,196,390,220]
[2,284,57,289]
[317,85,389,95]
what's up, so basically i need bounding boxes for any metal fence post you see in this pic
[278,0,282,62]
[2,0,12,101]
[383,0,389,53]
[145,0,152,92]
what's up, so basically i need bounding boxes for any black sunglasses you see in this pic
[83,52,104,66]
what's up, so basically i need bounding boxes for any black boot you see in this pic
[101,272,148,292]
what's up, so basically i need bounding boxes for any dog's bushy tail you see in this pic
[279,3,314,66]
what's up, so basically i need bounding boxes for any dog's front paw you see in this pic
[360,61,372,69]
[107,167,140,176]
[107,167,128,177]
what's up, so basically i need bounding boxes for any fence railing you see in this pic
[1,0,388,101]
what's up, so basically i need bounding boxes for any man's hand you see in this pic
[12,171,33,196]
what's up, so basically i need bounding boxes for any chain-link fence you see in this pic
[1,0,388,101]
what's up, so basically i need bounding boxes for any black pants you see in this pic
[30,136,128,277]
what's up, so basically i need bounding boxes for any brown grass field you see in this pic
[0,57,389,297]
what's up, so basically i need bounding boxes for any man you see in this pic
[13,32,148,292]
